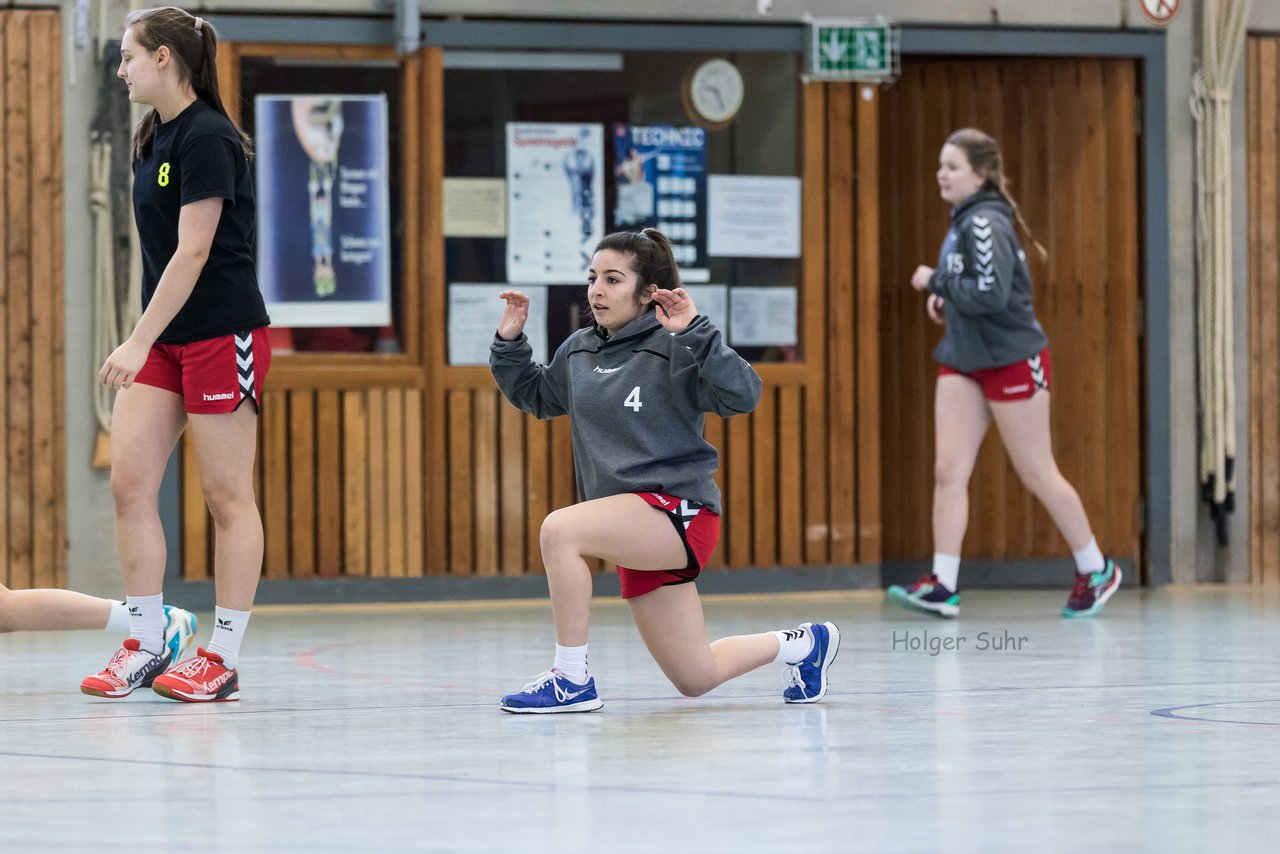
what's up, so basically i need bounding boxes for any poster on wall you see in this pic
[255,94,392,327]
[613,124,707,268]
[506,123,604,283]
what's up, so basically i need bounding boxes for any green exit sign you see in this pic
[808,20,898,81]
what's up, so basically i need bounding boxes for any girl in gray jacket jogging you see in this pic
[490,228,839,713]
[887,128,1120,620]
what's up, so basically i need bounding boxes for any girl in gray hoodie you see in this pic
[491,229,839,713]
[887,128,1120,620]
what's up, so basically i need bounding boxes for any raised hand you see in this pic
[497,290,530,341]
[650,287,698,333]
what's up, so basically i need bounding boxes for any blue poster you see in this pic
[256,95,392,327]
[613,124,707,268]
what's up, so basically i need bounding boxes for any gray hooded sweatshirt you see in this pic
[927,190,1048,372]
[490,312,761,514]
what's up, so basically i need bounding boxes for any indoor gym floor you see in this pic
[0,586,1276,852]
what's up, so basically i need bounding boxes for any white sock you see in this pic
[206,607,251,669]
[771,626,815,665]
[126,594,165,654]
[1073,538,1105,575]
[553,643,589,684]
[105,601,131,633]
[932,553,961,590]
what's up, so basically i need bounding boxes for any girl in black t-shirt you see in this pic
[81,7,270,703]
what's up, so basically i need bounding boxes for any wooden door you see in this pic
[879,58,1143,566]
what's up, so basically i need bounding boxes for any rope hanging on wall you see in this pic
[90,38,141,469]
[1191,0,1252,544]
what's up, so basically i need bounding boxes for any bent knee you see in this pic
[670,675,717,698]
[539,509,578,554]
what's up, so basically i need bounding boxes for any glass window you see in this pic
[444,50,801,363]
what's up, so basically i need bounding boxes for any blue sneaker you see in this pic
[162,605,198,669]
[500,669,604,714]
[783,622,840,704]
[1062,559,1122,618]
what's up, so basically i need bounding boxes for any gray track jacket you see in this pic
[927,190,1048,372]
[490,312,762,514]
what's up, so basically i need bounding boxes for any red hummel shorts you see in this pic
[618,492,721,600]
[938,347,1051,402]
[134,327,271,414]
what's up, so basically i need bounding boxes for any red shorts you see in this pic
[938,347,1051,402]
[617,492,721,600]
[134,328,271,414]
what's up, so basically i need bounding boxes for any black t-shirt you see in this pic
[132,99,269,344]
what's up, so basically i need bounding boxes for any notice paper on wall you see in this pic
[707,175,801,259]
[680,284,729,332]
[729,287,798,347]
[443,178,507,238]
[448,283,548,366]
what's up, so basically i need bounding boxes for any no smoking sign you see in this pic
[1139,0,1180,26]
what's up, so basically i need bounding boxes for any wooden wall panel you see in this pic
[1249,37,1280,585]
[0,11,65,591]
[879,58,1143,566]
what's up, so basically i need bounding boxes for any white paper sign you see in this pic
[730,287,798,347]
[443,178,507,237]
[707,175,802,259]
[506,123,604,282]
[681,285,729,332]
[448,284,548,366]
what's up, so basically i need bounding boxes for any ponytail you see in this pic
[126,7,252,161]
[945,128,1047,263]
[593,228,682,311]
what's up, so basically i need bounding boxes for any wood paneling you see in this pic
[0,11,65,591]
[878,58,1143,566]
[1249,37,1280,585]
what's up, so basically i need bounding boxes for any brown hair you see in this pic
[593,228,682,311]
[126,7,252,161]
[945,128,1047,262]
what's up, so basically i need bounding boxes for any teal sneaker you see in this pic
[162,605,198,668]
[887,574,959,618]
[1062,559,1121,618]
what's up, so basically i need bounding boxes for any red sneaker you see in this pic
[152,648,240,703]
[80,639,171,698]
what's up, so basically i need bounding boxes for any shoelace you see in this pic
[104,647,133,674]
[782,664,805,693]
[1068,572,1093,604]
[173,655,212,679]
[521,671,556,693]
[912,573,936,592]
